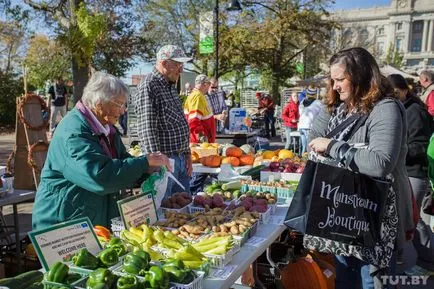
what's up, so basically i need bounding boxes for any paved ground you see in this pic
[1,132,433,287]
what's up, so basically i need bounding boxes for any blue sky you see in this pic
[332,0,390,10]
[126,0,393,83]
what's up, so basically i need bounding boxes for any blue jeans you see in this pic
[284,127,296,150]
[335,253,396,289]
[299,129,310,154]
[165,153,190,198]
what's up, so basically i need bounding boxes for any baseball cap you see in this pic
[195,74,210,84]
[156,45,192,63]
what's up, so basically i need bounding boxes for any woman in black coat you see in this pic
[388,74,434,271]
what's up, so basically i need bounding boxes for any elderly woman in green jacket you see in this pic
[32,72,171,230]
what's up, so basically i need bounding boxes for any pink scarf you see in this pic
[76,100,117,158]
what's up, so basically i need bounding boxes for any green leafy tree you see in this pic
[24,0,107,102]
[24,34,71,89]
[384,43,404,68]
[0,71,23,126]
[226,0,337,103]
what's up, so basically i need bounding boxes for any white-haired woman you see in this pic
[33,72,171,230]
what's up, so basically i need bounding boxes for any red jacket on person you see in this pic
[281,101,299,129]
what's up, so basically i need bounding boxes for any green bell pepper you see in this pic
[123,253,149,276]
[85,268,115,289]
[144,266,169,289]
[132,248,150,263]
[107,237,127,256]
[163,258,184,269]
[117,274,143,289]
[162,265,187,283]
[98,247,119,267]
[66,272,82,284]
[47,261,69,283]
[72,248,100,270]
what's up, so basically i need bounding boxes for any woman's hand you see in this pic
[309,137,332,154]
[146,152,172,172]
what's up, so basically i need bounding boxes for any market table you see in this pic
[215,130,260,147]
[0,189,36,268]
[203,205,289,289]
[192,163,252,175]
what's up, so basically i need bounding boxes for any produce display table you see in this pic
[215,130,260,147]
[203,205,289,289]
[192,163,252,175]
[0,189,36,269]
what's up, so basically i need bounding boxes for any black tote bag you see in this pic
[284,113,398,268]
[284,113,364,234]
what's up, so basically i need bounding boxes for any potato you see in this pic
[230,226,239,235]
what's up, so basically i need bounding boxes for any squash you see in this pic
[239,154,254,166]
[221,143,236,156]
[226,147,243,158]
[278,149,295,160]
[221,156,240,167]
[200,155,221,167]
[281,256,328,289]
[262,150,275,159]
[191,151,200,163]
[307,254,336,289]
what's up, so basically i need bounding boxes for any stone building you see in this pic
[332,0,434,72]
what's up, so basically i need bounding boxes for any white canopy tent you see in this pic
[380,65,418,80]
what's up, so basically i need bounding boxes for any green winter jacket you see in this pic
[32,108,149,230]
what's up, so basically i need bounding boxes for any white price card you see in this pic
[245,236,267,247]
[209,264,238,279]
[118,192,158,229]
[28,217,102,271]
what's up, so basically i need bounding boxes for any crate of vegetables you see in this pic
[189,193,227,213]
[160,192,193,214]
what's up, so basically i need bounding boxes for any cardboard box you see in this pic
[191,146,219,158]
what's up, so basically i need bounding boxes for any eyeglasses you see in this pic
[109,100,126,110]
[211,86,218,89]
[168,60,184,68]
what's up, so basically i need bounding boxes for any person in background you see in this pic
[185,75,216,195]
[419,70,434,116]
[298,88,322,154]
[309,47,413,289]
[206,77,228,133]
[118,102,128,136]
[388,74,434,271]
[258,93,276,138]
[48,76,68,135]
[281,91,299,150]
[133,45,192,196]
[184,74,215,143]
[184,82,192,95]
[32,72,172,230]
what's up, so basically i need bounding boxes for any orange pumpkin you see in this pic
[221,156,240,167]
[281,257,328,289]
[307,254,336,289]
[226,147,243,157]
[200,155,221,167]
[239,154,254,166]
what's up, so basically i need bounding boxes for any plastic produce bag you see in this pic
[140,167,168,210]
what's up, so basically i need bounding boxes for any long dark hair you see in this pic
[388,74,426,107]
[325,47,395,113]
